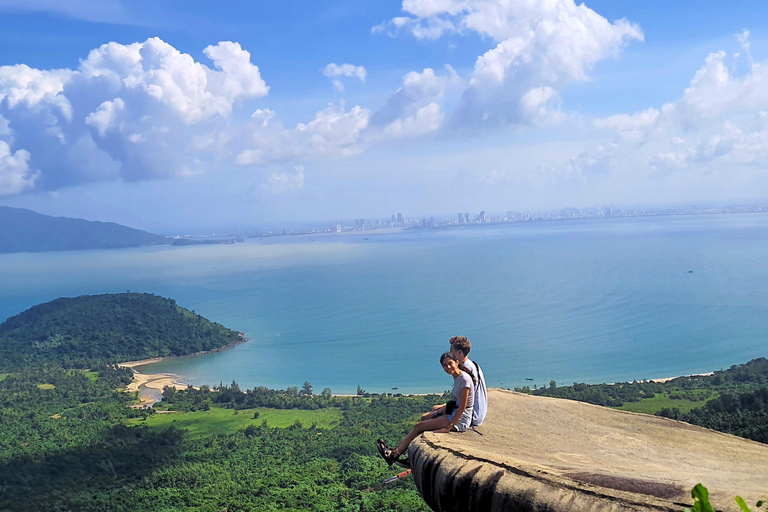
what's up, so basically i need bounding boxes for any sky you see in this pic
[0,0,768,233]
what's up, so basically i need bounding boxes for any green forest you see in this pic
[0,363,442,512]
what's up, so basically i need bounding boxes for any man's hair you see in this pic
[449,336,471,356]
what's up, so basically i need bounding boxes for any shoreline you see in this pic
[119,333,248,408]
[648,372,714,383]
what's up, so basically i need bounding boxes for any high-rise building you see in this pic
[391,214,396,224]
[458,212,463,224]
[480,211,486,222]
[397,213,403,224]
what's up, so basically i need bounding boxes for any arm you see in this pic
[421,403,447,421]
[435,387,469,433]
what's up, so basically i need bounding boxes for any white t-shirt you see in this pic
[464,357,487,426]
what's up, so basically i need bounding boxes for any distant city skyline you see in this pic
[1,1,768,232]
[188,201,768,238]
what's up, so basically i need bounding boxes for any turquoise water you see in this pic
[1,214,767,394]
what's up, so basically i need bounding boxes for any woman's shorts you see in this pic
[448,409,472,432]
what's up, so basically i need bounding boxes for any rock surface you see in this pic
[409,389,768,512]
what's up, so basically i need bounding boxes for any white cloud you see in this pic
[0,38,271,192]
[323,63,366,91]
[251,108,275,127]
[85,98,126,137]
[383,102,443,137]
[260,165,305,194]
[370,67,458,137]
[323,63,366,81]
[376,0,643,128]
[565,32,768,191]
[0,140,39,194]
[237,102,371,166]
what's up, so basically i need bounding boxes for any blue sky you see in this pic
[1,0,768,232]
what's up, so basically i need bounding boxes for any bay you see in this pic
[1,213,767,394]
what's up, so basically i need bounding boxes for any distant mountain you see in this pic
[0,206,168,253]
[0,293,243,370]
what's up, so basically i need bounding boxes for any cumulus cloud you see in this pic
[1,37,443,195]
[237,102,371,166]
[0,38,274,194]
[376,0,643,128]
[370,66,459,137]
[561,32,768,189]
[0,140,39,194]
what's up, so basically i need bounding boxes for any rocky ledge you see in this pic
[408,389,767,512]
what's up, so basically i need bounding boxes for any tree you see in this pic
[550,380,557,390]
[357,385,366,396]
[300,381,313,397]
[286,386,299,397]
[321,388,332,398]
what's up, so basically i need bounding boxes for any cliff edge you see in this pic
[409,389,767,512]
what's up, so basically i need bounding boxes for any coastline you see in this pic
[648,372,714,383]
[119,333,248,408]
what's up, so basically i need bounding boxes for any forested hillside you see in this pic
[0,206,169,253]
[0,293,241,370]
[0,364,436,512]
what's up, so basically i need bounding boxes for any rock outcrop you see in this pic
[409,389,768,512]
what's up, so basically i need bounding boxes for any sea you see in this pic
[1,213,767,394]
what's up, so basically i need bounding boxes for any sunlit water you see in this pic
[1,214,767,394]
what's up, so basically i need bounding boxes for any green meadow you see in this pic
[128,406,342,438]
[82,370,99,382]
[615,391,715,415]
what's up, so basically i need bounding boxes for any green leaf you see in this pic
[690,484,716,512]
[735,496,753,512]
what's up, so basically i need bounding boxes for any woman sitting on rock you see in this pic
[377,351,476,466]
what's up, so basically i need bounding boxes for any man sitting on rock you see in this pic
[448,335,487,428]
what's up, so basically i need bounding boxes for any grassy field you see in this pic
[37,384,56,390]
[82,371,99,382]
[616,392,714,415]
[128,406,342,438]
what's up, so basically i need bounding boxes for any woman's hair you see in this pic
[440,352,477,386]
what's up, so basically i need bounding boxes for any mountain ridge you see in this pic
[0,206,168,253]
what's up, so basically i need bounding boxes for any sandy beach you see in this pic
[649,372,714,383]
[119,358,198,408]
[118,334,248,407]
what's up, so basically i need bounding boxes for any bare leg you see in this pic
[392,415,451,457]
